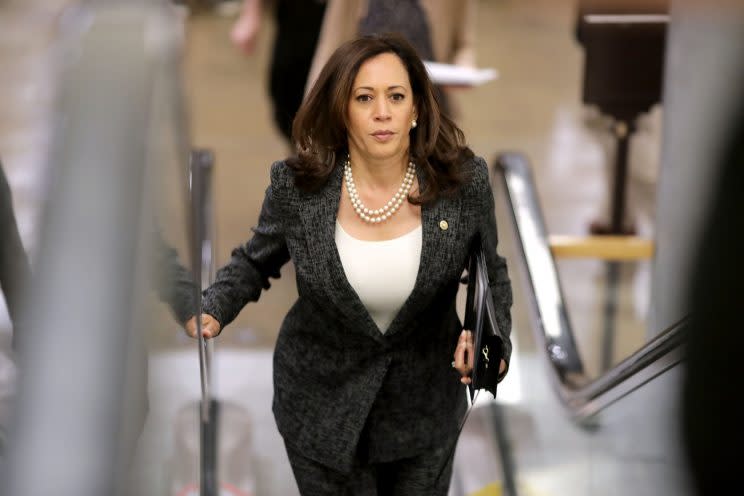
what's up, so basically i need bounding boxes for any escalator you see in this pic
[450,153,691,496]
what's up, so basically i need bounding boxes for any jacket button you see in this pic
[439,220,449,231]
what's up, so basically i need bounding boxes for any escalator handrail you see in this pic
[189,149,216,423]
[568,316,685,418]
[189,149,219,496]
[493,152,687,421]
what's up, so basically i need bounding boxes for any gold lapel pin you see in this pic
[439,220,449,231]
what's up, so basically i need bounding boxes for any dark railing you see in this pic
[493,152,686,422]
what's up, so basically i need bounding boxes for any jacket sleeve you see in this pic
[201,162,291,329]
[473,157,513,377]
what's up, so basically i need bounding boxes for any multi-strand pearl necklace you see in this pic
[344,158,415,224]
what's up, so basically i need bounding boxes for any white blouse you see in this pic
[335,222,422,333]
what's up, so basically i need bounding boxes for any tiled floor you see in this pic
[0,1,666,495]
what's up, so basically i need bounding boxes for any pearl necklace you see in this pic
[344,159,415,224]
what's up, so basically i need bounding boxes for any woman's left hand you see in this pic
[453,330,474,384]
[453,330,507,384]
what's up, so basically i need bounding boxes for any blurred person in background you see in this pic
[185,34,512,494]
[172,0,242,16]
[230,0,327,144]
[305,0,477,119]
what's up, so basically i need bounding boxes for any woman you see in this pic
[186,34,512,495]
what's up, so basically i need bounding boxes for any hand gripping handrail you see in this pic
[493,152,686,423]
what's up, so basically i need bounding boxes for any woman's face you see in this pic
[346,52,417,164]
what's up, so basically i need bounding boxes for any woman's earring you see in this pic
[411,119,417,129]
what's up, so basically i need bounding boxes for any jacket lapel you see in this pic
[298,163,385,343]
[298,162,463,342]
[384,184,462,338]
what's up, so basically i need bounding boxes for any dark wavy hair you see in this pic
[288,33,473,205]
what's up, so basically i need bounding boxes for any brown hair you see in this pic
[288,33,473,204]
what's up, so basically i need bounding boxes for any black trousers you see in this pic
[284,440,455,496]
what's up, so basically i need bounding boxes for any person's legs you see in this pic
[269,0,326,143]
[284,443,377,496]
[376,441,455,496]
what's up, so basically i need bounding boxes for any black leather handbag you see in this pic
[463,236,504,401]
[436,237,506,483]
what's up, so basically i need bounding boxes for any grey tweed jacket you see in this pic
[202,155,513,473]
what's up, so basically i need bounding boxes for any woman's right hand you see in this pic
[185,313,221,339]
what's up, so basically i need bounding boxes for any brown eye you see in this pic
[356,94,372,103]
[390,93,405,101]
